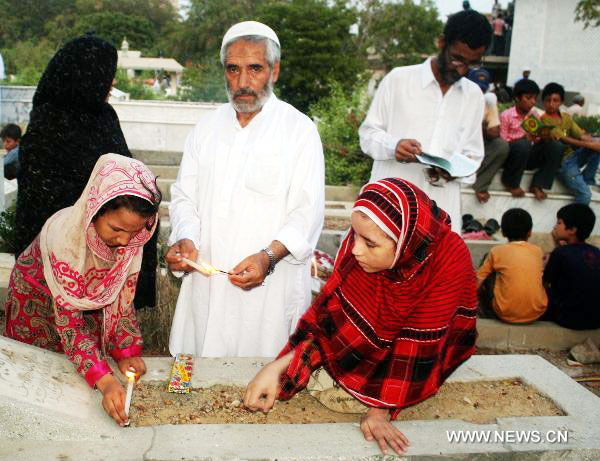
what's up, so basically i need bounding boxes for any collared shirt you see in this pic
[499,105,542,142]
[541,111,585,157]
[168,94,325,357]
[358,58,485,233]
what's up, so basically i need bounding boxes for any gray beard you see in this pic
[227,79,273,114]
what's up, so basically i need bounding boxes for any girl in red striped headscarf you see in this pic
[244,178,477,455]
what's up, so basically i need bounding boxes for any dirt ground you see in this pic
[128,379,563,427]
[477,347,600,398]
[324,216,351,231]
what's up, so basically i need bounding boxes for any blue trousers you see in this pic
[558,148,599,204]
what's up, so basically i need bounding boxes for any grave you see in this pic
[1,336,599,460]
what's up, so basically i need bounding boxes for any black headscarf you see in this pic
[15,35,158,308]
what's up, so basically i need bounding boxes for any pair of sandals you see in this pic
[462,214,500,235]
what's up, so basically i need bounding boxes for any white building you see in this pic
[508,0,600,115]
[117,38,183,95]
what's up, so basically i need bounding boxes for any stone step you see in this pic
[149,165,180,180]
[461,187,600,235]
[157,178,173,202]
[131,149,182,166]
[485,169,572,195]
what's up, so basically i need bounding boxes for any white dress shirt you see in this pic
[169,94,325,357]
[359,58,485,233]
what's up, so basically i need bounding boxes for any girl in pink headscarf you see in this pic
[4,154,161,426]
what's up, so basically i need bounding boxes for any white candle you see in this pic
[124,370,135,425]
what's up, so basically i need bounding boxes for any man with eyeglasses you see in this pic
[359,10,493,233]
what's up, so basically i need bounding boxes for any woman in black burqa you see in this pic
[15,35,158,309]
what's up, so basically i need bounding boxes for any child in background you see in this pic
[499,79,564,200]
[544,204,600,330]
[540,82,600,205]
[1,123,21,179]
[477,208,547,323]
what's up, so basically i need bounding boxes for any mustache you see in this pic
[233,88,258,98]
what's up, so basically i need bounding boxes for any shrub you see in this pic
[310,80,372,186]
[0,203,17,254]
[574,115,600,136]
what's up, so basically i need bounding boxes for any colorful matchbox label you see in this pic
[168,353,194,393]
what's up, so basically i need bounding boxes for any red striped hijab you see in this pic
[279,178,477,416]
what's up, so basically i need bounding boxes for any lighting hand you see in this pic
[229,252,269,290]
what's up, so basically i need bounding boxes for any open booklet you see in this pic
[416,152,479,178]
[521,114,553,136]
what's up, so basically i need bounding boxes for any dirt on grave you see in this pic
[129,379,563,427]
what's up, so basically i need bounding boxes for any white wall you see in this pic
[508,0,600,115]
[111,100,219,152]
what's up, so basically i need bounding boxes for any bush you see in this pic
[114,69,158,100]
[574,114,600,136]
[173,59,227,103]
[0,203,17,254]
[310,80,372,186]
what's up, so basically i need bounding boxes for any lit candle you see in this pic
[124,370,136,425]
[181,257,229,275]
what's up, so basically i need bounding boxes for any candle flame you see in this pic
[125,370,136,379]
[199,261,219,275]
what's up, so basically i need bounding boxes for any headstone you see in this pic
[0,336,118,439]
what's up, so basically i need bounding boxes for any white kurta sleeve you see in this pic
[275,124,325,263]
[457,91,486,185]
[168,126,202,249]
[358,72,400,161]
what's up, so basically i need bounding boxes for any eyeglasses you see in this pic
[447,49,482,70]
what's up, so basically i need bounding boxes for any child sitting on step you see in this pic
[543,204,600,330]
[477,208,547,323]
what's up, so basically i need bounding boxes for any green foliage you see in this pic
[574,114,600,135]
[174,58,227,103]
[256,0,365,113]
[164,0,365,110]
[114,70,157,100]
[161,0,261,64]
[65,12,156,51]
[0,203,17,254]
[574,0,600,28]
[1,39,56,85]
[357,0,442,72]
[0,0,75,46]
[310,80,372,186]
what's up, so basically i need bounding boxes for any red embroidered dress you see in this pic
[3,154,158,387]
[277,178,478,418]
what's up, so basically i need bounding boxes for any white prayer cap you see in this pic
[221,21,280,54]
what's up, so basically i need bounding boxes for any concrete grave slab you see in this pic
[0,335,599,460]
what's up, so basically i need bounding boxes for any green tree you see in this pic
[310,80,372,186]
[1,39,57,85]
[0,0,75,46]
[159,0,264,65]
[257,0,365,113]
[575,0,600,28]
[357,0,442,72]
[67,12,156,51]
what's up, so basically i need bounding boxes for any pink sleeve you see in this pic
[499,110,511,141]
[54,299,111,388]
[108,274,144,362]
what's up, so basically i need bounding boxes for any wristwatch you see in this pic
[261,247,276,276]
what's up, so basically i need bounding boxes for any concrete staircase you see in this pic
[132,149,600,252]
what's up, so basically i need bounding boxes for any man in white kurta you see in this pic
[359,10,492,233]
[167,22,324,357]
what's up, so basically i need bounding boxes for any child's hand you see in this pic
[360,408,410,455]
[96,373,128,426]
[244,352,293,413]
[117,357,146,380]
